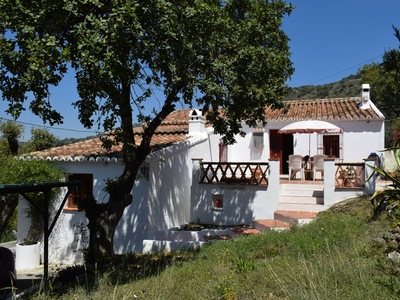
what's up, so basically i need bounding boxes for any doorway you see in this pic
[269,130,293,174]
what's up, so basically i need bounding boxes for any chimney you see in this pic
[359,83,371,110]
[188,109,206,135]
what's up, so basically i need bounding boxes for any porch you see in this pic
[142,158,377,253]
[190,158,376,228]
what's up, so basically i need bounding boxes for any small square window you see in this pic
[67,173,93,210]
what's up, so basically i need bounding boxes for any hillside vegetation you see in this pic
[36,197,400,300]
[286,74,362,100]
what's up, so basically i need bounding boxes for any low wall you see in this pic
[190,160,280,225]
[324,158,376,207]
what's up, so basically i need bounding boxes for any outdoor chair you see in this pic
[288,155,304,180]
[312,154,327,181]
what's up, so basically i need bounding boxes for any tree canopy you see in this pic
[23,128,58,152]
[0,0,294,259]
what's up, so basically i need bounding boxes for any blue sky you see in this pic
[1,0,399,141]
[285,0,400,86]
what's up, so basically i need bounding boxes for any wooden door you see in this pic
[269,130,293,174]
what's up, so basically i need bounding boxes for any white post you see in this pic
[364,158,376,195]
[323,158,336,207]
[268,159,280,213]
[190,158,203,222]
[268,159,280,193]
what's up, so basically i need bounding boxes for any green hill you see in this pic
[285,74,362,100]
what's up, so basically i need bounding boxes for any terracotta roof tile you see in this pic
[28,110,191,160]
[265,97,383,121]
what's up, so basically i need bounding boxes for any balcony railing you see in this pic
[335,162,365,189]
[200,162,269,186]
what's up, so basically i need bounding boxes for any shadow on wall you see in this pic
[113,177,150,254]
[192,185,256,226]
[115,147,192,253]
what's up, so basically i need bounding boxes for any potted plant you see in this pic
[16,191,50,270]
[212,194,223,209]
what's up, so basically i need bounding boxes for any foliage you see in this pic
[0,120,23,155]
[22,128,58,153]
[0,157,65,243]
[34,197,397,299]
[370,147,400,221]
[359,27,400,147]
[0,0,294,257]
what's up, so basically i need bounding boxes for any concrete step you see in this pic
[280,189,324,197]
[279,195,323,205]
[153,229,235,242]
[280,183,324,190]
[277,203,326,212]
[252,219,290,231]
[274,210,319,225]
[143,240,205,254]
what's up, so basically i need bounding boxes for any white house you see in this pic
[18,84,384,264]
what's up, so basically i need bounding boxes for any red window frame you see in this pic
[323,135,340,158]
[66,173,93,210]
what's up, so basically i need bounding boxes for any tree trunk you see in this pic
[0,194,18,236]
[84,175,134,266]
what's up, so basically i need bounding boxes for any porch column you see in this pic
[268,159,280,217]
[323,158,336,207]
[268,159,280,193]
[364,158,377,195]
[190,158,203,222]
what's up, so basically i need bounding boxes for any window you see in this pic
[67,173,93,210]
[253,132,264,149]
[323,135,340,158]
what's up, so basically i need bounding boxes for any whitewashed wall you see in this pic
[136,134,213,245]
[55,161,124,264]
[16,134,214,265]
[221,125,268,162]
[190,160,280,224]
[340,120,384,161]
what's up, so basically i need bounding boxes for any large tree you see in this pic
[0,0,293,260]
[359,26,400,146]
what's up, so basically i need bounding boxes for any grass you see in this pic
[34,196,399,299]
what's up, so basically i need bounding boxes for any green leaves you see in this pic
[0,0,293,143]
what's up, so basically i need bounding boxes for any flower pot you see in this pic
[213,198,223,208]
[15,242,40,271]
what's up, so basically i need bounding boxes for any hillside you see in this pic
[42,197,397,299]
[285,74,362,100]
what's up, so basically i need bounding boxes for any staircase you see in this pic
[253,183,325,231]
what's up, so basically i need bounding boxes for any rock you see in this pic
[371,237,386,247]
[383,232,395,241]
[388,251,400,264]
[388,239,400,250]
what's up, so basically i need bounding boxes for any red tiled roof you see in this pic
[27,110,190,160]
[26,97,383,160]
[265,97,383,121]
